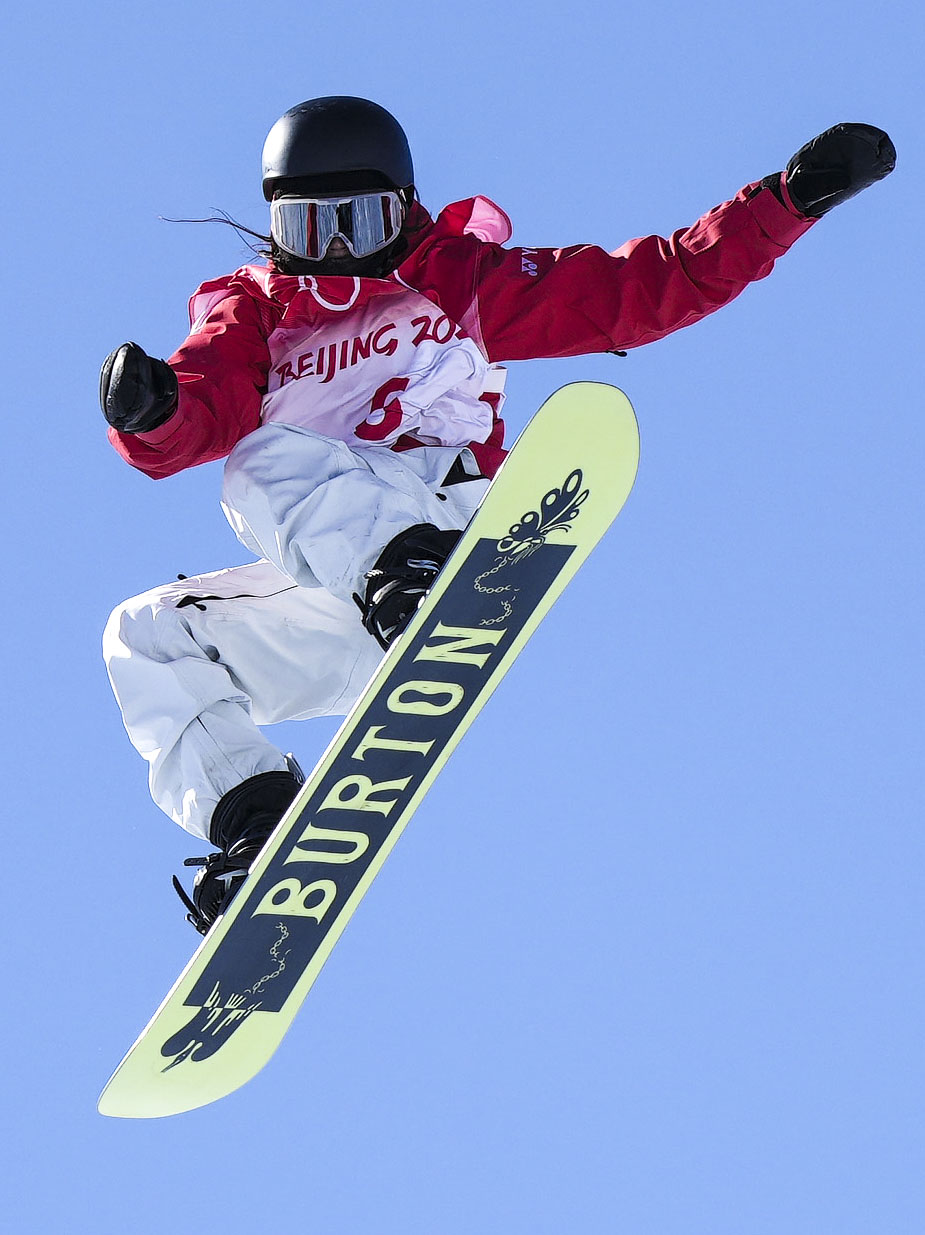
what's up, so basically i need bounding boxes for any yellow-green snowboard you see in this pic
[99,381,640,1118]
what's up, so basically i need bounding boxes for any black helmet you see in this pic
[262,96,414,201]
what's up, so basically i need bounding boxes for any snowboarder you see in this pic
[99,96,895,933]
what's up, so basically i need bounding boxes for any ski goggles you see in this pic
[270,190,406,261]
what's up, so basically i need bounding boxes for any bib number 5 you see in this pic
[355,378,410,442]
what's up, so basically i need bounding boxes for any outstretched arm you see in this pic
[471,124,894,363]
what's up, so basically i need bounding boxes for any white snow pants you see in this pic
[104,425,489,840]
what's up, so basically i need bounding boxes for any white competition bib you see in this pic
[260,277,497,449]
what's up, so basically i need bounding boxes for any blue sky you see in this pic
[2,0,921,1231]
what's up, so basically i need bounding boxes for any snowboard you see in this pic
[98,381,640,1118]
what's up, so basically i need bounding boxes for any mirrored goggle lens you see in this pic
[270,192,404,260]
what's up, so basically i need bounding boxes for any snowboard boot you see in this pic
[353,522,461,650]
[173,758,304,935]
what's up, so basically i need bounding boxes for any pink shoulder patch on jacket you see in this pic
[186,264,305,331]
[463,196,513,243]
[188,282,236,333]
[435,196,513,244]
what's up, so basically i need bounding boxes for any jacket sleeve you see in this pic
[470,181,816,362]
[107,280,273,479]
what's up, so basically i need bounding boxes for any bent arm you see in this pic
[107,284,273,479]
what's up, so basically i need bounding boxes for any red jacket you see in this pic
[109,182,814,480]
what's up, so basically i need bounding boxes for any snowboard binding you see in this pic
[353,522,461,650]
[173,761,304,935]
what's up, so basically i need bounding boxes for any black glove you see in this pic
[782,123,896,218]
[100,342,178,434]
